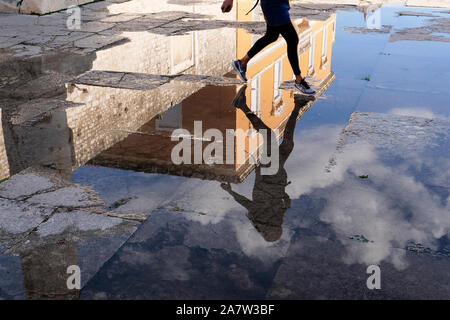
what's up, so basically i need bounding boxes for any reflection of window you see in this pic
[273,60,282,101]
[170,32,195,74]
[332,21,336,41]
[251,77,260,115]
[156,103,182,131]
[308,35,314,73]
[271,98,284,116]
[321,27,327,58]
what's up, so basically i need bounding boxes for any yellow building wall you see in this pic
[233,0,336,170]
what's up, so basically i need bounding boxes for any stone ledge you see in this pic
[0,0,96,15]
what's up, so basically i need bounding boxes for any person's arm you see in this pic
[221,0,233,13]
[221,183,252,209]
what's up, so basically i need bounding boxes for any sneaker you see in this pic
[232,60,248,82]
[231,84,247,109]
[295,78,315,95]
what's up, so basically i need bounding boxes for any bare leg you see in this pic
[240,54,250,67]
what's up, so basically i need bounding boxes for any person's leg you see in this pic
[240,25,280,67]
[279,22,302,83]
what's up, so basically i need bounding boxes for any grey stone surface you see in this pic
[0,37,23,49]
[26,186,104,208]
[37,210,123,237]
[0,173,54,199]
[397,10,438,17]
[72,70,242,90]
[18,0,95,14]
[73,34,126,50]
[0,1,19,14]
[73,70,170,90]
[335,112,450,158]
[406,0,450,8]
[342,25,392,34]
[8,44,43,58]
[0,198,52,234]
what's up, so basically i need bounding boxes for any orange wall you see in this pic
[234,0,336,168]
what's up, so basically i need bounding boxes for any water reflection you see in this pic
[1,0,448,300]
[221,85,309,242]
[0,3,337,299]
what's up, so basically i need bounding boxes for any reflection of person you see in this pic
[221,85,306,242]
[221,0,315,94]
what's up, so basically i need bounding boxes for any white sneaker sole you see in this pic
[295,84,315,95]
[232,61,247,82]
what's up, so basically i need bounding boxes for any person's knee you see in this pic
[264,32,279,43]
[289,34,299,46]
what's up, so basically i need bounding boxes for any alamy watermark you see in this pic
[366,9,381,29]
[66,5,81,30]
[366,265,381,290]
[170,121,280,175]
[67,265,81,290]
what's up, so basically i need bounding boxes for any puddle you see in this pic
[0,0,449,299]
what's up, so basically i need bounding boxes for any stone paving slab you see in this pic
[26,186,104,208]
[0,198,53,237]
[71,70,242,90]
[406,0,450,8]
[36,209,123,237]
[72,34,127,50]
[8,98,80,125]
[334,112,450,160]
[0,167,144,299]
[71,70,170,89]
[0,173,54,199]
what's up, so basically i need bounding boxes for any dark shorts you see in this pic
[261,1,291,26]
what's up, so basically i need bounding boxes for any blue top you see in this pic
[260,0,291,26]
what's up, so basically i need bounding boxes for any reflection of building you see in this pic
[235,1,336,172]
[66,5,236,171]
[0,1,335,184]
[0,3,236,181]
[90,9,336,183]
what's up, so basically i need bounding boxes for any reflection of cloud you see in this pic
[162,122,449,267]
[230,218,292,263]
[283,122,449,270]
[119,246,191,281]
[389,107,438,119]
[320,155,449,269]
[170,180,294,260]
[285,125,376,199]
[168,180,246,224]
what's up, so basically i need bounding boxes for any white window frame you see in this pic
[170,32,195,74]
[308,35,314,72]
[250,76,260,116]
[273,59,282,102]
[321,26,328,58]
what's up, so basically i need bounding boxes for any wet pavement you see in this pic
[0,0,449,299]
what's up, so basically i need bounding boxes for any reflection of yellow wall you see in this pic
[234,0,336,169]
[93,3,336,183]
